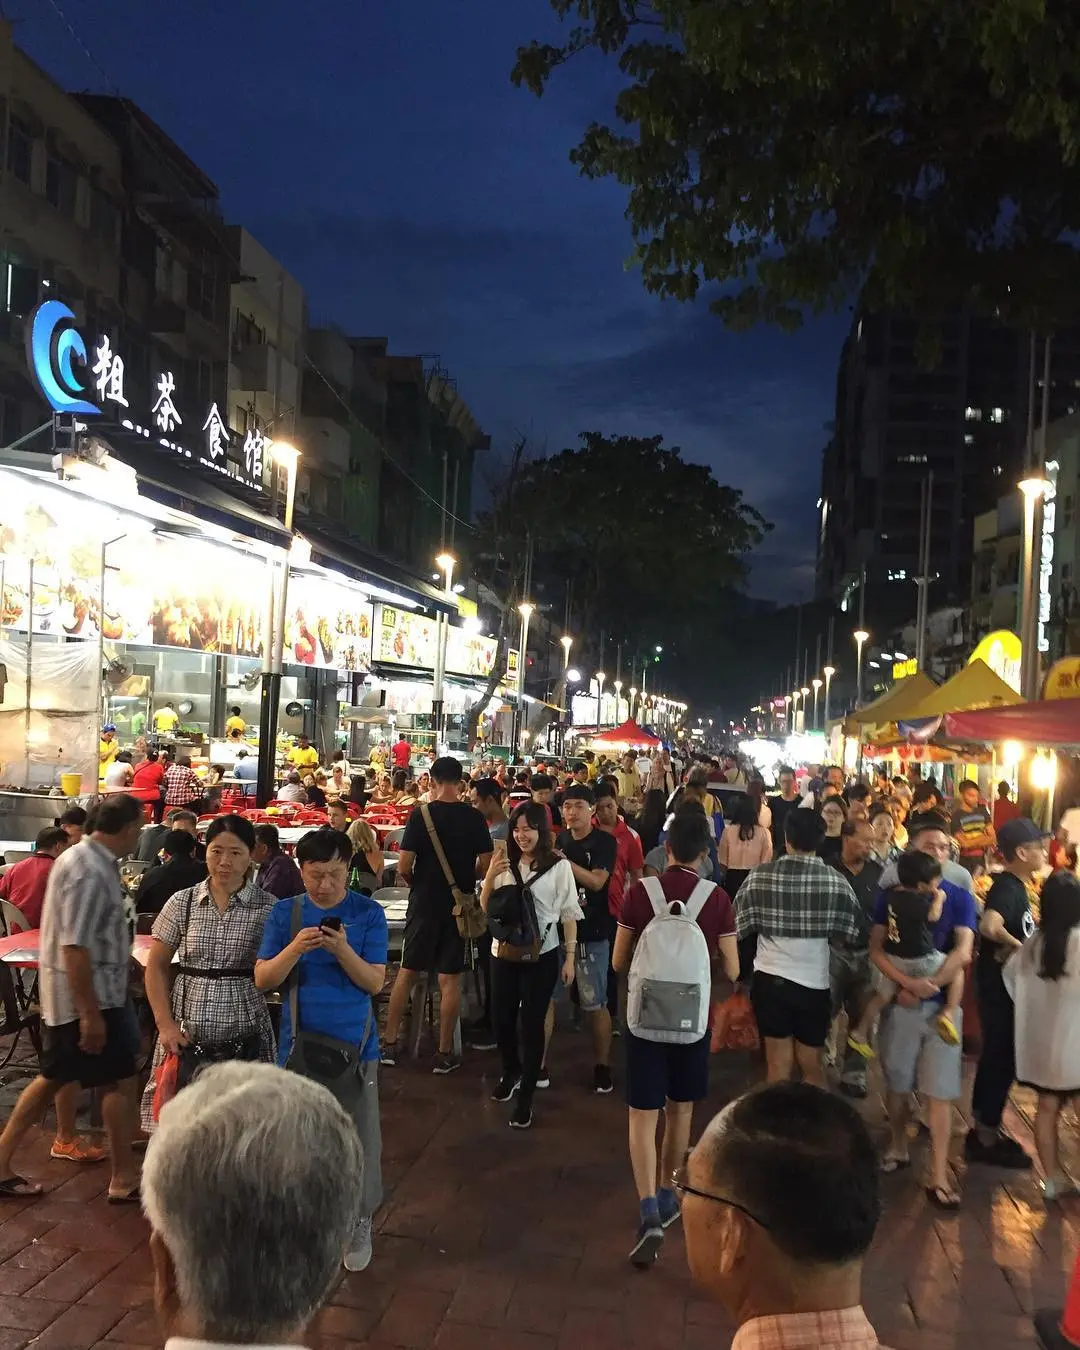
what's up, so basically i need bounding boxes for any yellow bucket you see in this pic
[60,773,82,797]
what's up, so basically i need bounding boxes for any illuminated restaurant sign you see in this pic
[25,300,261,491]
[374,604,498,677]
[1039,459,1059,653]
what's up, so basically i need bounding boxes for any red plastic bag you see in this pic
[711,990,760,1054]
[152,1051,180,1122]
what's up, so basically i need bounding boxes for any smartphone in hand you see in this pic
[319,917,342,932]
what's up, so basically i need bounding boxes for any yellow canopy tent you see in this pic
[841,671,938,737]
[901,658,1021,719]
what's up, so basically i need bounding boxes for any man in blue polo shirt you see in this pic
[870,816,977,1211]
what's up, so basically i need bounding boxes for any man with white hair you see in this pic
[142,1062,363,1348]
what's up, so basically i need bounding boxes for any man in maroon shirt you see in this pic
[0,827,69,929]
[614,810,739,1270]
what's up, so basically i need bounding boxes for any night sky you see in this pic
[21,0,850,600]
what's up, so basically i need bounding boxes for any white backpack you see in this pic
[627,876,714,1044]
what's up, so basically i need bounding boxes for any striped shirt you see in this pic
[733,1308,889,1350]
[40,838,131,1026]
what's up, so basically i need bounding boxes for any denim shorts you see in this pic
[554,939,609,1012]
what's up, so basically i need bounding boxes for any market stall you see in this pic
[588,718,661,750]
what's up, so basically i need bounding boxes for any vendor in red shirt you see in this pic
[0,826,70,928]
[391,734,412,771]
[993,780,1021,834]
[130,749,167,822]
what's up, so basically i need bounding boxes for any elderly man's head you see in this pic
[683,1083,880,1323]
[142,1062,362,1345]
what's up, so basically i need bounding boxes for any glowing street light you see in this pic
[823,665,836,724]
[853,630,870,707]
[560,634,573,668]
[811,677,822,730]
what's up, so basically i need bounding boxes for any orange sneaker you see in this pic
[50,1137,106,1165]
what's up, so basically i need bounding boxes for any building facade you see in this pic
[817,309,1080,629]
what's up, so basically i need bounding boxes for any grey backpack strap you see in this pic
[288,894,303,1037]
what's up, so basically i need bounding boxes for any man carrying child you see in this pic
[869,821,977,1211]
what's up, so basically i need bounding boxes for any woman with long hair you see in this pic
[869,804,899,866]
[635,788,668,854]
[479,802,581,1129]
[748,777,771,832]
[818,797,847,864]
[346,818,384,891]
[1004,871,1080,1199]
[716,794,772,898]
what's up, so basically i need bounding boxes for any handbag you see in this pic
[420,804,488,939]
[488,859,556,964]
[173,887,263,1090]
[283,895,372,1118]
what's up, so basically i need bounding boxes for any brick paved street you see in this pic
[0,1035,1073,1348]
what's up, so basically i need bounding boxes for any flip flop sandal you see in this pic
[880,1155,912,1174]
[106,1185,141,1205]
[925,1184,961,1211]
[0,1175,43,1198]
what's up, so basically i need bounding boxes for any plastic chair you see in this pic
[0,901,29,938]
[349,871,380,896]
[383,827,407,850]
[0,960,41,1078]
[1,851,31,866]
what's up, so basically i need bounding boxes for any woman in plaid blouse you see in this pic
[140,815,277,1132]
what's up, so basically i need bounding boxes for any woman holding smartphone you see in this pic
[255,827,389,1273]
[480,802,582,1130]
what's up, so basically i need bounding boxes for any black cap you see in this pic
[997,817,1050,852]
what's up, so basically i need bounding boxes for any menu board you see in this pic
[0,470,373,673]
[374,604,497,677]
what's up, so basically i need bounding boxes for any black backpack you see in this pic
[487,858,558,963]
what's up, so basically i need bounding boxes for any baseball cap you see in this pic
[997,817,1050,852]
[102,723,116,733]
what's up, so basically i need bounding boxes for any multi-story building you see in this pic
[817,308,1080,629]
[1043,413,1080,660]
[0,20,124,444]
[73,95,237,426]
[227,227,304,449]
[970,495,1022,642]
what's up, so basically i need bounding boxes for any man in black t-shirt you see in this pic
[828,819,881,1099]
[545,784,618,1094]
[766,765,801,856]
[382,756,492,1075]
[967,817,1045,1168]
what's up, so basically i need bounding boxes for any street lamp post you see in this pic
[613,678,623,723]
[258,442,301,806]
[1019,476,1050,700]
[513,602,534,756]
[800,686,810,733]
[560,634,573,669]
[783,693,791,732]
[595,671,606,730]
[853,630,870,708]
[823,665,836,725]
[812,678,822,730]
[432,552,455,746]
[629,686,638,721]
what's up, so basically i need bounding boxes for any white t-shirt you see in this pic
[490,857,583,958]
[1004,929,1080,1091]
[754,936,830,990]
[103,761,130,788]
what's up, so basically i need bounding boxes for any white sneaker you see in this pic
[343,1216,373,1272]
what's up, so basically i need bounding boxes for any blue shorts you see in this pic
[624,1030,710,1111]
[554,940,609,1013]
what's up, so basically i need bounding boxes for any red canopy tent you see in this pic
[590,719,661,748]
[945,699,1080,746]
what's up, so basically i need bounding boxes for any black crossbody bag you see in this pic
[174,887,262,1088]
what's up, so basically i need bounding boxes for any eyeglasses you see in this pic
[671,1157,770,1230]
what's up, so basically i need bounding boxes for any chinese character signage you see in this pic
[1044,657,1080,701]
[24,300,262,491]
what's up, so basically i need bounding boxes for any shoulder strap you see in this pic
[684,877,716,921]
[421,804,458,891]
[288,894,303,1037]
[641,874,667,918]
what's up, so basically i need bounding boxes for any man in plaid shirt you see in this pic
[736,809,863,1086]
[163,755,202,810]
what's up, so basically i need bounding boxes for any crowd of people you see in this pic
[3,736,1080,1304]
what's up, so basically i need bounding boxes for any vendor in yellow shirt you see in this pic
[152,701,180,734]
[287,734,319,772]
[98,723,118,783]
[225,705,247,738]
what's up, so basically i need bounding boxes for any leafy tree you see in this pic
[514,1,1080,330]
[481,432,769,697]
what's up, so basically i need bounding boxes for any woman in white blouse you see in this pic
[1004,871,1080,1200]
[480,802,581,1130]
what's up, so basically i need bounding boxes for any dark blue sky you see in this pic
[20,0,849,598]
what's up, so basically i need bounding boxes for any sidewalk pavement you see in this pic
[0,1044,1071,1348]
